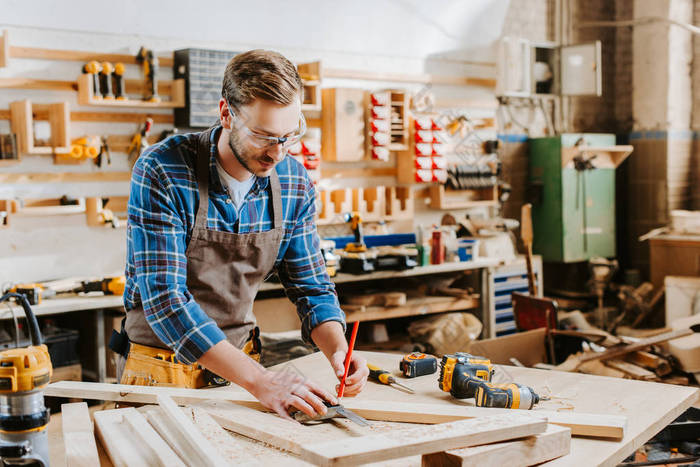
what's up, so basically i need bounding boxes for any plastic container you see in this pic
[457,238,480,262]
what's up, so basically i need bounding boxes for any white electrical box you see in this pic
[497,37,602,97]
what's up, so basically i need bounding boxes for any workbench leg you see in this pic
[480,267,496,339]
[95,309,106,383]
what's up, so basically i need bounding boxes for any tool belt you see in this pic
[109,319,261,389]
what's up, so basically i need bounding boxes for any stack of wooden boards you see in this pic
[51,380,629,466]
[551,323,699,385]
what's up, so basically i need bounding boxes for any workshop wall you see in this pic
[0,0,513,285]
[622,0,697,276]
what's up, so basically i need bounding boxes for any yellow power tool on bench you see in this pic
[438,352,542,410]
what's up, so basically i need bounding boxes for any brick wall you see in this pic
[569,0,618,132]
[615,0,634,133]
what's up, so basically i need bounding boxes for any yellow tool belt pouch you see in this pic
[119,343,208,388]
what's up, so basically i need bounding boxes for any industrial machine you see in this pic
[0,293,52,466]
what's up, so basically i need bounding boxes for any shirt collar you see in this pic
[208,125,270,195]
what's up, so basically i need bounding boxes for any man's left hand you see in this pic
[330,350,369,397]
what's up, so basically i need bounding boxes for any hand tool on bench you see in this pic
[400,352,438,378]
[368,363,414,393]
[292,400,370,426]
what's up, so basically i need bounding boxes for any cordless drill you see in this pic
[438,352,541,410]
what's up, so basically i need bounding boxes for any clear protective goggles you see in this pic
[226,101,306,149]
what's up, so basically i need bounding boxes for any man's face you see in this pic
[223,97,301,177]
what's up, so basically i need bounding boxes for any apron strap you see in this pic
[194,128,215,230]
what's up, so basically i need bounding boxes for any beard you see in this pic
[227,130,280,177]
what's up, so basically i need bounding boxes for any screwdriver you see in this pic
[367,364,415,393]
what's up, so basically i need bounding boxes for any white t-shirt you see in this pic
[215,158,255,210]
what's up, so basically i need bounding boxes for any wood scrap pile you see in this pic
[51,380,628,466]
[551,325,699,385]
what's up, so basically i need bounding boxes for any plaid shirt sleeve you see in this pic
[276,175,346,344]
[127,155,226,364]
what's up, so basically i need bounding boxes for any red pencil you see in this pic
[337,321,359,399]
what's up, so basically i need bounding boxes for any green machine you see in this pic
[528,134,632,263]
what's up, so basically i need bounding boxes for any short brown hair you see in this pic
[222,49,303,109]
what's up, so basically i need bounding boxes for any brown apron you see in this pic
[125,127,284,354]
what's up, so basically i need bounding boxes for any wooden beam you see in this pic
[605,360,658,381]
[61,402,100,467]
[122,408,185,467]
[299,414,547,466]
[157,395,230,466]
[0,77,76,92]
[94,408,173,467]
[422,424,571,467]
[324,67,496,88]
[0,109,173,124]
[0,172,131,184]
[0,30,9,68]
[10,45,174,67]
[626,351,672,377]
[45,381,628,439]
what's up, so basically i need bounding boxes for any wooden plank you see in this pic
[157,395,231,466]
[0,30,9,68]
[10,45,174,67]
[335,400,626,439]
[61,402,100,467]
[0,77,76,91]
[144,408,198,466]
[46,380,627,438]
[94,408,162,467]
[0,109,173,124]
[422,424,571,467]
[625,351,672,377]
[605,360,658,381]
[122,408,185,467]
[0,171,131,184]
[299,414,547,467]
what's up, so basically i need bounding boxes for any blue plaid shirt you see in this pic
[124,125,344,364]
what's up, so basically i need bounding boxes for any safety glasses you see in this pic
[226,101,306,149]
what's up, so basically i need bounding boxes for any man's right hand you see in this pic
[198,340,337,421]
[250,368,338,421]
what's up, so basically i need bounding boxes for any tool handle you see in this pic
[367,364,393,385]
[337,321,359,398]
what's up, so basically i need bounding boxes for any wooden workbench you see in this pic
[48,350,699,466]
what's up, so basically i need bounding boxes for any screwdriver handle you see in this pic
[367,363,393,385]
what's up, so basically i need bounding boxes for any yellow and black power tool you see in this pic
[136,46,160,103]
[438,352,541,410]
[0,292,52,466]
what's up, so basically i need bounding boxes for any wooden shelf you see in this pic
[77,74,185,109]
[429,184,499,210]
[258,258,499,292]
[10,100,70,156]
[342,295,479,323]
